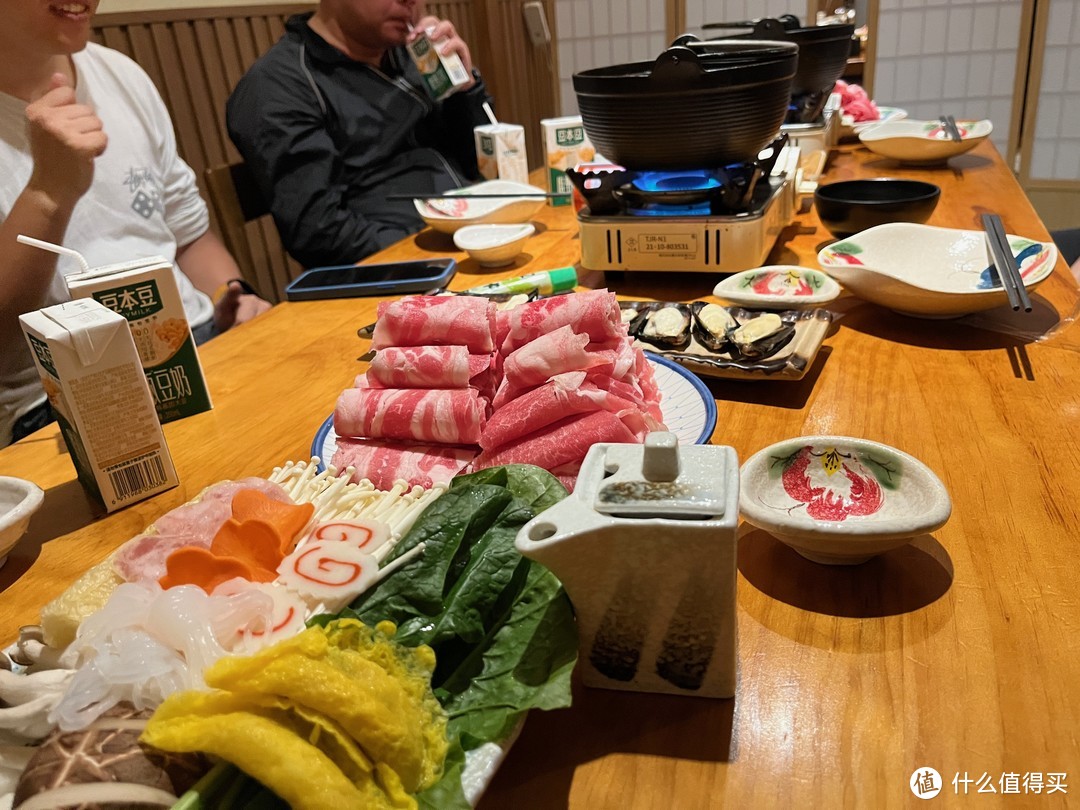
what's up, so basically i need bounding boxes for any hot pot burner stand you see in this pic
[574,145,801,274]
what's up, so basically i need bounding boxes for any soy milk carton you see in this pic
[541,116,598,206]
[19,299,178,513]
[474,123,529,183]
[407,28,472,101]
[66,256,212,424]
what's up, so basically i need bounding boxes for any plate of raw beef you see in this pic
[311,352,716,480]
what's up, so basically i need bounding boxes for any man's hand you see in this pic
[24,73,107,206]
[411,16,476,88]
[212,281,272,333]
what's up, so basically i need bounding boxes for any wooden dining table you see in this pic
[2,139,1079,808]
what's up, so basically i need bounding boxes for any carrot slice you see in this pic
[230,490,314,553]
[158,491,314,593]
[212,518,288,576]
[160,547,256,592]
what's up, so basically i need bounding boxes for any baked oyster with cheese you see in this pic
[632,303,693,350]
[726,313,796,358]
[689,302,740,353]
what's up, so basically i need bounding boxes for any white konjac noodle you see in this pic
[48,582,275,732]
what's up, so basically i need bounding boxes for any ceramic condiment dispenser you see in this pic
[516,431,739,698]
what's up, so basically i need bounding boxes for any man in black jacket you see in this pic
[226,0,492,268]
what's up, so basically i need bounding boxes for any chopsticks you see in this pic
[941,115,963,142]
[982,213,1032,312]
[386,192,563,201]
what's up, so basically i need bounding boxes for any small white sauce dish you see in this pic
[739,436,952,565]
[1,475,45,567]
[713,265,841,309]
[453,223,536,267]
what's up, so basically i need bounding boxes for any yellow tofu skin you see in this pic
[141,619,448,808]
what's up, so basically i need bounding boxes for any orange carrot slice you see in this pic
[160,547,256,592]
[158,490,315,593]
[211,518,288,576]
[230,490,314,553]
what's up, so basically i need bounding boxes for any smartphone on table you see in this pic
[284,258,457,301]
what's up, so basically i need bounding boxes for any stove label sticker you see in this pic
[635,233,698,256]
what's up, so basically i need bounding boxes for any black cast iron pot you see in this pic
[572,42,797,171]
[700,18,856,99]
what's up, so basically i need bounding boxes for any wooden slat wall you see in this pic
[428,1,482,50]
[478,0,558,169]
[92,6,311,302]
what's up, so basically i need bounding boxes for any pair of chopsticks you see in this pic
[982,213,1032,312]
[941,115,963,142]
[387,192,563,201]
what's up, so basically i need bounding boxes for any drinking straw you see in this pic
[482,102,499,126]
[17,234,91,272]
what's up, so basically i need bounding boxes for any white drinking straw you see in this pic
[17,235,91,272]
[482,102,499,126]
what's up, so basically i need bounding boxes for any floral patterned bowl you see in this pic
[713,265,840,309]
[739,436,951,565]
[415,180,547,234]
[858,118,992,164]
[838,106,907,140]
[817,223,1058,318]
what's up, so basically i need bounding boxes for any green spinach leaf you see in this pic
[315,465,578,807]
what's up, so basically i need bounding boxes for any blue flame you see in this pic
[631,171,724,193]
[629,202,712,217]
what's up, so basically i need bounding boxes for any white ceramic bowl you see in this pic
[740,436,951,565]
[0,476,44,566]
[839,106,907,140]
[817,223,1058,318]
[453,223,536,267]
[859,118,992,164]
[713,265,841,309]
[415,180,547,234]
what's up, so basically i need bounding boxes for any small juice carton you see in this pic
[19,298,178,513]
[474,123,529,183]
[407,29,472,101]
[541,116,598,206]
[66,256,212,424]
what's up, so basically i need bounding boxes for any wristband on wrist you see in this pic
[211,278,258,306]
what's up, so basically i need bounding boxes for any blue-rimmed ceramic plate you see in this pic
[310,354,717,470]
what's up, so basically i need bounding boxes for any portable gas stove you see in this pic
[782,93,841,157]
[572,141,801,274]
[780,92,841,188]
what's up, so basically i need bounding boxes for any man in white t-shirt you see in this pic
[0,0,272,447]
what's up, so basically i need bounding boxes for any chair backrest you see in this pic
[204,161,303,303]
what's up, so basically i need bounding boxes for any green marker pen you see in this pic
[465,267,578,296]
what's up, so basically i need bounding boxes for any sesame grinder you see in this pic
[516,432,739,698]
